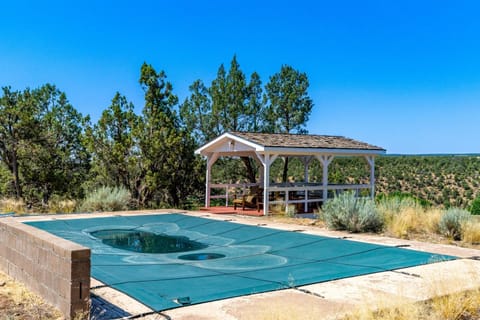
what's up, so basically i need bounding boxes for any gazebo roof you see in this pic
[195,132,386,156]
[230,132,384,151]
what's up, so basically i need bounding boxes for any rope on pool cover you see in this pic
[120,311,172,320]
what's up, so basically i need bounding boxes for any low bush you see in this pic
[438,208,471,240]
[79,186,131,212]
[322,192,383,233]
[469,196,480,215]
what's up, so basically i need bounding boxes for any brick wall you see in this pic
[0,217,90,319]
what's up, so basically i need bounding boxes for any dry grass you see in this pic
[423,208,443,234]
[462,220,480,245]
[48,199,77,214]
[380,205,442,240]
[0,198,26,214]
[427,262,480,320]
[0,271,63,319]
[377,197,479,246]
[386,206,424,238]
[342,261,480,320]
[343,299,423,320]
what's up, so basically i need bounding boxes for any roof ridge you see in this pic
[230,131,347,139]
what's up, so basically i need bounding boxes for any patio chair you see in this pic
[233,187,263,211]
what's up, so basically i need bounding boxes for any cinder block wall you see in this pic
[0,217,90,319]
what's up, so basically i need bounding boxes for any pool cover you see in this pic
[26,214,455,311]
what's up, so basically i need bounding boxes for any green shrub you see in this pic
[79,186,131,212]
[376,195,421,216]
[322,192,383,233]
[469,196,480,215]
[438,208,471,240]
[376,192,431,208]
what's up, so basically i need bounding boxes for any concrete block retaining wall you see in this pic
[0,217,90,319]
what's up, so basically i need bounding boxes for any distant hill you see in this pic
[333,155,480,208]
[269,155,480,208]
[385,153,480,157]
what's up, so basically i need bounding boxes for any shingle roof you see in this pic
[231,132,385,151]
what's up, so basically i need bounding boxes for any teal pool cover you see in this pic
[26,214,455,311]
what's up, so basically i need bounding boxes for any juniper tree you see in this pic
[137,63,199,207]
[265,65,313,182]
[85,92,139,197]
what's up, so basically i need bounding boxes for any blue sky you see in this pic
[1,0,479,154]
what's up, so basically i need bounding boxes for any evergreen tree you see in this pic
[0,87,25,198]
[137,63,199,207]
[19,85,89,204]
[0,85,89,204]
[180,56,265,183]
[179,80,214,145]
[85,92,139,197]
[246,72,264,132]
[265,65,314,181]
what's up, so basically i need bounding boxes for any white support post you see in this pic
[263,154,270,216]
[316,155,334,204]
[252,155,264,185]
[302,156,312,183]
[225,186,229,207]
[256,152,277,216]
[302,156,312,212]
[366,155,375,199]
[205,153,219,208]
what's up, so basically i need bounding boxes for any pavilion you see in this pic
[195,132,386,215]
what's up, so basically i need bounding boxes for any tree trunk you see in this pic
[11,149,22,199]
[282,157,289,183]
[241,157,256,183]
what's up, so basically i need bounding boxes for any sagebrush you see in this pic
[438,208,471,240]
[79,186,131,212]
[322,192,383,233]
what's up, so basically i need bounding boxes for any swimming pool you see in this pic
[26,214,455,311]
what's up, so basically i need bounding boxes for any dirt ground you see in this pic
[0,271,62,320]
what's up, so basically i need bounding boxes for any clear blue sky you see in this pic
[1,0,479,154]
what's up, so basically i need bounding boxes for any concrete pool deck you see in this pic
[15,210,480,319]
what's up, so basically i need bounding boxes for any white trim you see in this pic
[262,147,385,156]
[195,132,264,154]
[195,132,385,157]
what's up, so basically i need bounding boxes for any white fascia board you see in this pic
[263,147,386,156]
[195,132,264,155]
